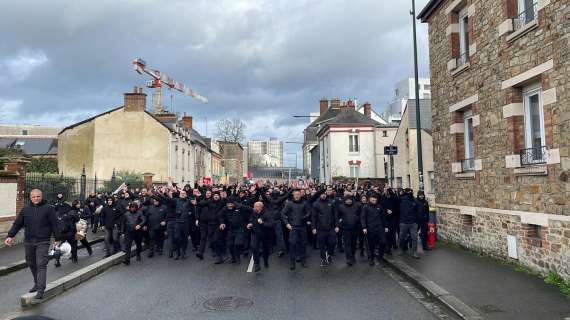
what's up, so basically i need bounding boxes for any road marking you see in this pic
[246,255,254,273]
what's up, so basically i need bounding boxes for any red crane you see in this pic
[133,58,207,114]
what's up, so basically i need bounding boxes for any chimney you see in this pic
[363,102,372,118]
[124,86,147,112]
[182,112,193,130]
[346,99,355,110]
[319,97,329,114]
[331,97,341,109]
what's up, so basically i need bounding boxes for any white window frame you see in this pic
[463,109,474,160]
[349,164,360,178]
[458,7,469,63]
[349,133,360,153]
[428,171,435,192]
[523,85,545,150]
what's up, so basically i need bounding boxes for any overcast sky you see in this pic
[0,0,430,166]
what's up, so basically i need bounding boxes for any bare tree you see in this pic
[215,118,246,143]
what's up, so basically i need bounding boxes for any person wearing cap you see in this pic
[337,193,361,266]
[361,193,388,266]
[416,190,431,252]
[145,197,167,257]
[399,188,420,259]
[122,202,146,265]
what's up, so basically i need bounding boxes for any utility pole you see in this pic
[411,0,424,191]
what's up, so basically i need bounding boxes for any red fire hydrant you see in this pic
[427,222,436,249]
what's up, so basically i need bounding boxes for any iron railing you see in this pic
[460,158,475,172]
[457,51,470,68]
[520,146,547,166]
[513,2,538,32]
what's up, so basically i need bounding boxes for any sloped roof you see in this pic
[417,0,443,23]
[316,108,382,136]
[0,137,58,156]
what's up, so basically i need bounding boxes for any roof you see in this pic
[417,0,443,23]
[0,137,58,156]
[59,106,123,135]
[405,99,432,131]
[316,108,381,136]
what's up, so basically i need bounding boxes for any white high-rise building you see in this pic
[385,78,431,121]
[247,138,283,167]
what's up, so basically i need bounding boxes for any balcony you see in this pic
[513,3,538,32]
[520,146,548,166]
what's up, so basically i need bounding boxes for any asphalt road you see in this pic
[11,249,450,320]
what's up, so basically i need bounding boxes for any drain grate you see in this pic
[203,296,253,311]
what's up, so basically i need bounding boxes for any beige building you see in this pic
[58,87,211,185]
[218,141,244,184]
[389,99,435,199]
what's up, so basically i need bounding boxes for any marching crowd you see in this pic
[4,181,433,300]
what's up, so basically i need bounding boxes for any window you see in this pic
[407,175,411,188]
[423,93,431,99]
[382,130,388,137]
[458,7,470,66]
[349,134,359,153]
[424,84,431,91]
[21,129,28,135]
[521,86,546,164]
[428,171,435,192]
[515,0,537,30]
[463,109,475,171]
[182,149,185,171]
[349,165,360,178]
[396,177,402,188]
[175,146,178,170]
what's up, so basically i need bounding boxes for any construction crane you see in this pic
[132,58,207,114]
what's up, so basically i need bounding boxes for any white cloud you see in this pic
[0,50,48,83]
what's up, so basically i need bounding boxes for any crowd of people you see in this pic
[4,181,433,299]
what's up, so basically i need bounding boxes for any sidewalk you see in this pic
[387,242,570,320]
[0,230,105,276]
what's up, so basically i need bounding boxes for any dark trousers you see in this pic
[124,230,143,261]
[91,214,99,232]
[175,223,189,256]
[148,228,164,255]
[386,219,398,252]
[104,227,121,256]
[215,229,227,257]
[317,230,337,260]
[252,232,271,266]
[227,230,245,259]
[273,222,286,253]
[367,231,385,262]
[358,228,366,253]
[166,221,176,254]
[289,227,307,263]
[336,227,344,250]
[24,240,50,292]
[198,224,217,255]
[190,223,200,249]
[343,228,358,261]
[419,222,429,250]
[399,223,418,254]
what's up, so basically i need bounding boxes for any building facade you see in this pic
[385,78,432,121]
[419,0,569,278]
[58,88,211,186]
[218,141,244,184]
[247,138,283,167]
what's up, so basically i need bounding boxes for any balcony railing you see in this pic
[513,2,538,32]
[460,158,475,172]
[520,146,548,166]
[456,51,470,68]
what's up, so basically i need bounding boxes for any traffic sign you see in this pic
[384,145,398,155]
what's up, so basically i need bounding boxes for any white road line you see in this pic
[246,255,254,273]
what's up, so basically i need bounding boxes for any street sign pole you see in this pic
[390,154,395,187]
[411,0,424,191]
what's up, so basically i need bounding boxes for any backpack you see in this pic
[56,213,72,234]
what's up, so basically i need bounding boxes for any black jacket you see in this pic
[197,198,225,226]
[56,208,79,239]
[122,210,146,233]
[361,203,388,234]
[337,202,361,230]
[262,192,289,224]
[311,198,338,231]
[415,199,430,224]
[145,204,167,230]
[281,199,310,228]
[8,200,60,242]
[100,204,122,230]
[174,198,191,224]
[245,207,273,235]
[399,196,419,224]
[218,206,250,232]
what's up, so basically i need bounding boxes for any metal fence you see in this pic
[24,171,144,204]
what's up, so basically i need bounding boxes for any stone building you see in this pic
[58,87,212,186]
[419,0,569,278]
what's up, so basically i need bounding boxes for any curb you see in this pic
[384,256,484,320]
[0,237,105,277]
[20,250,126,307]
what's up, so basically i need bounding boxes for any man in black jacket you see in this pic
[281,190,311,270]
[122,202,146,265]
[416,190,430,252]
[196,192,225,260]
[145,197,167,257]
[100,197,122,257]
[245,201,273,272]
[173,190,191,260]
[361,194,388,266]
[337,194,361,266]
[4,189,60,300]
[399,189,420,259]
[218,199,250,264]
[261,188,289,257]
[311,192,338,267]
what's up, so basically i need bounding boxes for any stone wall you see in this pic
[437,206,570,280]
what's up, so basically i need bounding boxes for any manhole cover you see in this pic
[203,296,253,311]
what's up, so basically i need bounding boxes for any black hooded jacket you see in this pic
[8,200,60,242]
[311,198,338,231]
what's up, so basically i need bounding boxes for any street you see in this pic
[12,251,451,320]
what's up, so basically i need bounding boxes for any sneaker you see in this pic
[34,291,44,300]
[55,261,61,268]
[28,285,38,293]
[254,264,261,273]
[412,253,420,259]
[123,260,130,266]
[320,259,327,267]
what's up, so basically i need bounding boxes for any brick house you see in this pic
[418,0,569,279]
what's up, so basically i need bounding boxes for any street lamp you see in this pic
[411,0,424,191]
[285,152,298,185]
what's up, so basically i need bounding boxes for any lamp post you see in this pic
[411,0,424,191]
